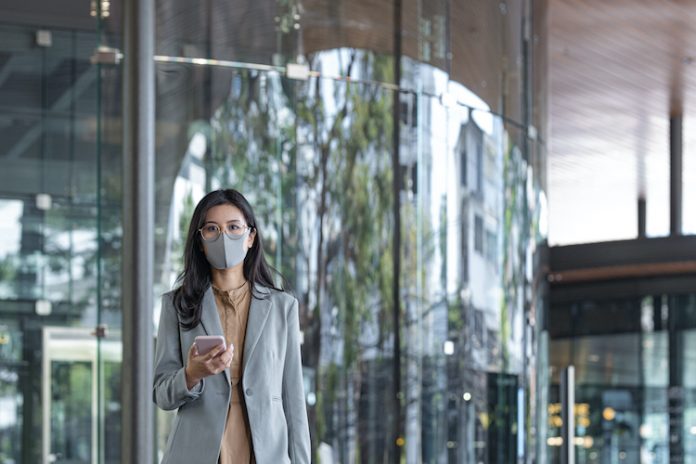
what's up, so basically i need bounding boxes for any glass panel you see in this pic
[155,56,400,460]
[42,327,122,464]
[95,4,124,462]
[50,360,93,463]
[152,2,544,462]
[102,357,122,463]
[0,2,545,460]
[395,56,536,461]
[0,13,120,461]
[0,319,22,461]
[547,295,696,463]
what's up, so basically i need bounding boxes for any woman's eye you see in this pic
[205,225,218,232]
[227,224,240,232]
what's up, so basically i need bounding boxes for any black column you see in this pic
[638,196,647,238]
[121,0,155,461]
[391,0,404,460]
[668,296,684,463]
[670,115,682,236]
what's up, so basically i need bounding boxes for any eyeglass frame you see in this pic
[198,222,254,242]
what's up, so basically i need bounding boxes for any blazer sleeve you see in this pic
[282,297,312,463]
[152,292,205,411]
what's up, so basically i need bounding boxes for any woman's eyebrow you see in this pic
[203,219,244,224]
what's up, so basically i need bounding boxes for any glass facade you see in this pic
[0,12,123,463]
[0,0,548,462]
[550,294,696,463]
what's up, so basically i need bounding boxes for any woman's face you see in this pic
[203,203,256,251]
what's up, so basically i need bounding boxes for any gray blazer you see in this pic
[153,285,311,463]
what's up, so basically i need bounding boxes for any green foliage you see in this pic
[0,256,17,283]
[500,137,527,371]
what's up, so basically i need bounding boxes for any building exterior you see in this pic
[0,0,548,462]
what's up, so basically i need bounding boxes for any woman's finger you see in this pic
[218,351,232,364]
[204,344,226,361]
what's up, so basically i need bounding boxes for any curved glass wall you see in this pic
[0,0,548,462]
[153,3,549,456]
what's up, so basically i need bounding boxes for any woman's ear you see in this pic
[247,228,256,249]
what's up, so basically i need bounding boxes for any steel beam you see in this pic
[670,115,682,236]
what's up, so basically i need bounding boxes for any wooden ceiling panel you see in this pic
[548,0,696,244]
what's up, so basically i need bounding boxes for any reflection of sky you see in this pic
[427,66,493,135]
[313,49,355,128]
[447,80,493,135]
[0,200,22,258]
[50,230,96,253]
[427,82,448,298]
[0,397,16,428]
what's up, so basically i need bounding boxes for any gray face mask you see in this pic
[203,229,250,269]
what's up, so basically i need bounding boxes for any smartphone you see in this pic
[194,335,226,356]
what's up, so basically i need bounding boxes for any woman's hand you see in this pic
[184,342,234,390]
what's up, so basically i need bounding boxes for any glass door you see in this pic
[42,327,120,464]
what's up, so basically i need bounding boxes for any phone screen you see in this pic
[194,335,226,355]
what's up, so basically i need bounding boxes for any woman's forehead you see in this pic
[205,204,245,222]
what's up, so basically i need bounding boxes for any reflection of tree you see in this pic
[295,51,397,462]
[209,70,296,279]
[173,189,196,274]
[51,361,92,461]
[0,256,17,285]
[500,140,526,372]
[207,50,397,462]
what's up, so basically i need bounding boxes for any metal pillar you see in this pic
[670,115,682,236]
[668,296,684,463]
[391,0,404,461]
[638,196,646,238]
[560,366,575,464]
[121,0,155,461]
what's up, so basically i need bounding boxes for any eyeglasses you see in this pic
[198,223,251,241]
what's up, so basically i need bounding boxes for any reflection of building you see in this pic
[455,115,497,371]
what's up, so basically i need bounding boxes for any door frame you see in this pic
[42,326,121,464]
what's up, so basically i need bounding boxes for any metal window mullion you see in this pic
[121,0,155,461]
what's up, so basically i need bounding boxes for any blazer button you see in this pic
[245,388,253,397]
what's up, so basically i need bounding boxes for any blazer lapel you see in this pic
[243,285,272,375]
[198,286,231,384]
[199,286,222,336]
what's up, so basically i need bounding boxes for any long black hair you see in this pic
[173,189,285,329]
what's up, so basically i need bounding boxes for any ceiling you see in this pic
[547,0,696,245]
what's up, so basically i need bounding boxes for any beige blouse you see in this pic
[213,283,255,464]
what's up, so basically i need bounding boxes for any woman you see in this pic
[153,189,311,463]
